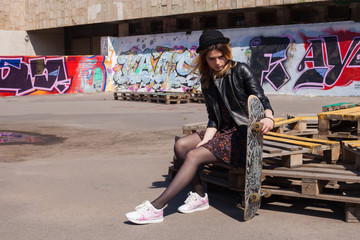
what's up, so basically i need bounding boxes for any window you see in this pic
[129,22,142,36]
[257,10,277,25]
[328,5,350,20]
[177,18,191,31]
[290,8,313,23]
[151,20,163,33]
[229,14,245,27]
[203,16,217,29]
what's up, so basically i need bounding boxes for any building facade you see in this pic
[1,0,358,55]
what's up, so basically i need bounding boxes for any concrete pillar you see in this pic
[118,23,129,37]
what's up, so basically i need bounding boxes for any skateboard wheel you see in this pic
[262,189,271,198]
[250,193,260,202]
[254,122,263,131]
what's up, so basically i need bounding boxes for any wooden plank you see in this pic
[304,163,357,171]
[263,146,282,154]
[200,172,232,189]
[264,135,323,150]
[264,166,360,176]
[318,106,360,120]
[264,140,303,151]
[343,140,360,148]
[266,132,339,146]
[263,149,310,158]
[274,117,302,127]
[274,116,316,126]
[262,169,360,183]
[262,187,360,204]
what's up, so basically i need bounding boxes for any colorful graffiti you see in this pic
[248,31,360,94]
[295,30,360,91]
[249,36,293,91]
[105,22,360,96]
[112,45,199,92]
[0,56,107,97]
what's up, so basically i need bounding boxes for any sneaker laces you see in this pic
[135,201,151,212]
[184,192,199,204]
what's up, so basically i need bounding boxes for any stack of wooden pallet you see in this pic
[186,89,205,103]
[318,106,360,140]
[168,114,360,222]
[113,91,189,104]
[149,92,189,104]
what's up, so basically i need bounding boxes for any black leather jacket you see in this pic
[202,61,273,129]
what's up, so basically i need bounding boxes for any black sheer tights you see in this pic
[151,133,221,209]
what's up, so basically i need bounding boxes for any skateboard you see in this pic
[243,95,271,221]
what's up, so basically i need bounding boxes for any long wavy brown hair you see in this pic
[191,43,235,88]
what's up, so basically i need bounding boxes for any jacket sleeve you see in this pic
[202,88,218,129]
[239,63,274,114]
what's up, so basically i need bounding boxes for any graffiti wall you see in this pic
[105,21,360,96]
[0,55,109,97]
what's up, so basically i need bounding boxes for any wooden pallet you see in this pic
[168,132,360,222]
[342,140,360,168]
[262,139,311,168]
[149,92,189,104]
[113,91,189,104]
[188,92,205,103]
[273,116,318,135]
[261,163,360,207]
[168,161,360,222]
[322,102,360,112]
[318,106,360,140]
[113,91,150,101]
[265,132,340,164]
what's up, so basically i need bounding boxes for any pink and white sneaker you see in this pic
[126,200,164,224]
[178,191,209,214]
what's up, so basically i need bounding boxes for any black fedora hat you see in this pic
[196,30,230,53]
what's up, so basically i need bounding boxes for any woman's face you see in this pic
[205,49,226,72]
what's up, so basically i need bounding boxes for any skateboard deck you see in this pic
[243,95,267,221]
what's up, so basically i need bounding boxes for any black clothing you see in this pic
[197,90,247,167]
[202,61,273,130]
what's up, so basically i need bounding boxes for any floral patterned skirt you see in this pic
[197,125,247,168]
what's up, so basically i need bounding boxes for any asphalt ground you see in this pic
[0,92,359,240]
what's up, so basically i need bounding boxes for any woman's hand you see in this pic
[259,117,274,134]
[196,139,209,148]
[196,127,217,148]
[260,109,275,134]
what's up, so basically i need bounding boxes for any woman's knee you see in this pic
[174,135,197,155]
[184,147,219,167]
[183,149,204,167]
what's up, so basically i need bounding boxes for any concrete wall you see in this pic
[23,0,328,31]
[105,21,360,97]
[0,0,26,30]
[0,30,35,55]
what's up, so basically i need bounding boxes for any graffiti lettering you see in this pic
[249,36,292,90]
[112,45,198,92]
[0,56,107,97]
[0,57,71,96]
[295,35,360,91]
